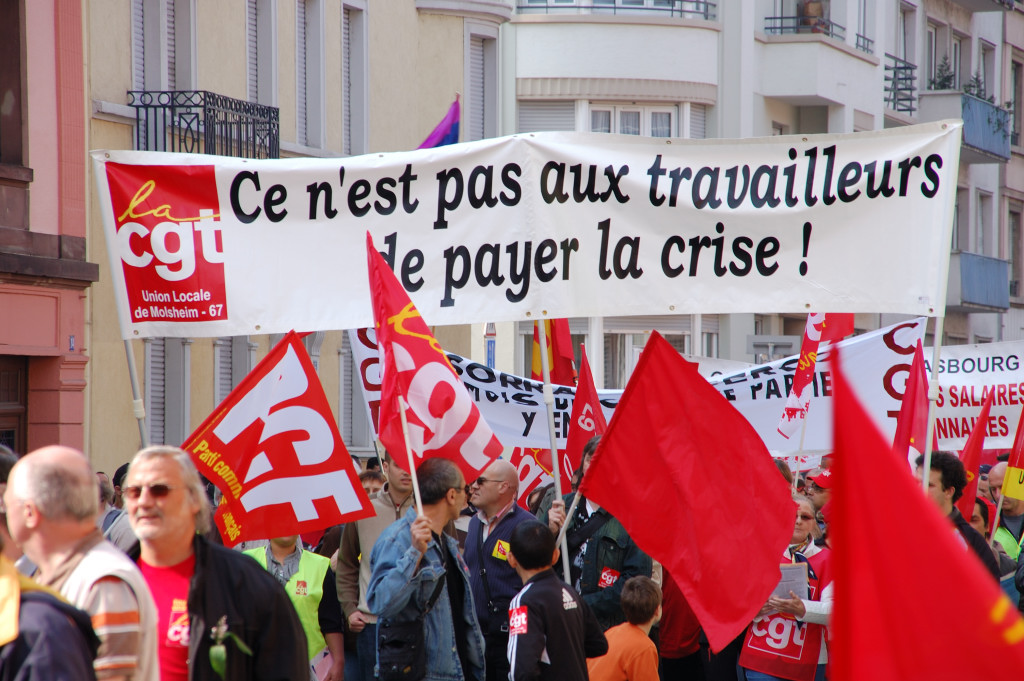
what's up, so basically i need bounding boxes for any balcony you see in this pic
[127,91,279,159]
[884,54,917,115]
[516,0,716,18]
[918,91,1010,163]
[763,15,845,42]
[946,251,1010,313]
[945,0,1013,11]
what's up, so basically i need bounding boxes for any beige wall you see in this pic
[83,2,495,471]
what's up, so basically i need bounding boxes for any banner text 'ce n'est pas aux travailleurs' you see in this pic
[91,122,961,339]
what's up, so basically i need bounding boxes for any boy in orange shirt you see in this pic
[586,576,661,681]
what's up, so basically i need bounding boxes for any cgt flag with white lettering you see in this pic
[182,331,374,546]
[367,232,504,481]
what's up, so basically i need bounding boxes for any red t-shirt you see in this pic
[140,554,196,681]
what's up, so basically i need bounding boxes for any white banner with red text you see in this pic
[92,122,960,339]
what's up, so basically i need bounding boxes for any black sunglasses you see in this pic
[123,483,179,500]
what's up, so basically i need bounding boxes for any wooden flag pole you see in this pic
[557,491,583,549]
[537,320,573,584]
[920,316,945,495]
[398,396,425,516]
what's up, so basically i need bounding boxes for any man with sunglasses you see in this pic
[368,457,485,681]
[3,445,158,681]
[125,445,307,681]
[463,460,533,681]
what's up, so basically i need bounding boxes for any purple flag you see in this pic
[418,95,460,148]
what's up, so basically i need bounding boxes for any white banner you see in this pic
[351,322,1024,454]
[92,123,960,339]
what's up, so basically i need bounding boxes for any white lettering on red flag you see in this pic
[183,332,373,545]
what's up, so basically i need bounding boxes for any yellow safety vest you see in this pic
[245,547,329,660]
[993,526,1024,561]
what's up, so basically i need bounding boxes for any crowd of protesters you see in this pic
[0,437,1018,681]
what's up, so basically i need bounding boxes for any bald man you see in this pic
[3,446,158,681]
[989,462,1024,560]
[464,459,534,681]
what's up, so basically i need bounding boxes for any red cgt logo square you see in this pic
[105,163,228,324]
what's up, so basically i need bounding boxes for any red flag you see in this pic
[531,319,576,386]
[366,233,503,481]
[777,313,854,439]
[955,389,994,520]
[579,332,794,653]
[183,332,374,546]
[1004,404,1024,502]
[891,340,930,466]
[830,350,1024,681]
[564,345,607,477]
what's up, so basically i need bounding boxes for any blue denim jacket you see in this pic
[367,507,485,681]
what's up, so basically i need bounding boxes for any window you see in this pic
[247,0,278,105]
[342,1,367,155]
[0,0,23,167]
[213,337,256,404]
[981,42,996,100]
[1009,209,1021,297]
[897,6,915,63]
[518,101,576,133]
[145,338,191,446]
[466,22,498,141]
[925,23,937,88]
[1012,60,1022,146]
[953,188,967,252]
[590,105,678,137]
[952,35,963,89]
[977,191,992,256]
[296,0,326,148]
[132,0,196,91]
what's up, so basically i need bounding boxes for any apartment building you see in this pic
[504,0,1019,388]
[81,0,510,471]
[0,1,98,454]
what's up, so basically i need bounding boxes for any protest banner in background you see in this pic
[350,322,1024,456]
[92,123,960,339]
[182,332,373,546]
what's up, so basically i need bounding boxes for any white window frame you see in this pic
[464,20,498,142]
[342,1,368,156]
[588,103,678,137]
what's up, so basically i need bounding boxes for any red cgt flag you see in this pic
[579,332,794,653]
[564,344,607,475]
[366,233,503,480]
[183,331,374,546]
[955,389,994,520]
[777,313,854,439]
[891,339,930,467]
[830,350,1024,681]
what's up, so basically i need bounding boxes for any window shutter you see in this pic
[132,0,145,89]
[343,7,352,154]
[296,0,308,146]
[146,338,166,445]
[517,101,575,133]
[469,36,485,141]
[214,338,233,404]
[247,0,258,102]
[167,0,176,90]
[689,103,706,139]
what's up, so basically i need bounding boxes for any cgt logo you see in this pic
[106,163,228,324]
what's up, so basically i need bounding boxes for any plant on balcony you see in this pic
[963,70,994,103]
[929,56,955,90]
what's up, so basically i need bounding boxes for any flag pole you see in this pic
[920,316,945,494]
[398,396,424,516]
[123,339,150,448]
[792,414,810,492]
[557,491,583,548]
[537,320,572,583]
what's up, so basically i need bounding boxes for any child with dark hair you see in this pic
[506,521,607,681]
[586,576,661,681]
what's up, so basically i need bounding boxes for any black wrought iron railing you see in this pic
[517,1,716,19]
[884,54,917,115]
[127,90,280,159]
[763,15,846,40]
[855,33,874,54]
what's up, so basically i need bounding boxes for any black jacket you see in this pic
[186,535,309,681]
[950,507,1000,580]
[506,569,607,681]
